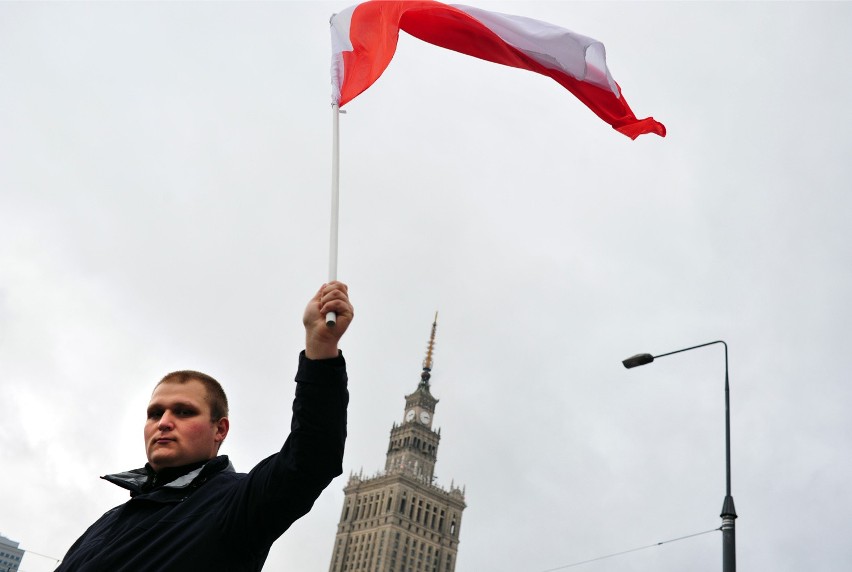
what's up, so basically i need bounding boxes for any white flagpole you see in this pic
[326,102,340,326]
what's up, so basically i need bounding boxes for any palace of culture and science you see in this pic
[328,315,466,572]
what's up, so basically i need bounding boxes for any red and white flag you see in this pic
[330,0,665,139]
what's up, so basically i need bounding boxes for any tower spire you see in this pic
[420,311,438,388]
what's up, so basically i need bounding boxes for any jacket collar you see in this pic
[102,455,234,495]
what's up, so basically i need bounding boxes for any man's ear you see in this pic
[214,417,230,445]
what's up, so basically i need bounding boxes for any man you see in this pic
[56,282,354,571]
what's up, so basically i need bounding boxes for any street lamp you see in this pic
[622,340,737,572]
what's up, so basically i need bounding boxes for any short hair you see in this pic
[156,370,229,421]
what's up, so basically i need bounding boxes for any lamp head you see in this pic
[622,353,654,369]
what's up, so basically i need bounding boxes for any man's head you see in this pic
[144,370,230,473]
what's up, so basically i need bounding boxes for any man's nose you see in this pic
[159,412,175,431]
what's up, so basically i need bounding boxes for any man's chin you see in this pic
[148,453,180,472]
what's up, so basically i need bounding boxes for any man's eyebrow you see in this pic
[171,402,199,410]
[146,400,200,413]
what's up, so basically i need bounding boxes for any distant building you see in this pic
[328,315,466,572]
[0,534,24,572]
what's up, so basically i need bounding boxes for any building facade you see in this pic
[329,316,466,572]
[0,534,24,572]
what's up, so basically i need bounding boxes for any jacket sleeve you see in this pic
[229,351,349,548]
[282,350,349,486]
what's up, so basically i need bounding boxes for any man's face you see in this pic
[144,379,229,472]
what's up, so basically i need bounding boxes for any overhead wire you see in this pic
[538,527,721,571]
[13,527,719,571]
[17,546,62,572]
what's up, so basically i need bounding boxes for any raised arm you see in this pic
[225,282,354,553]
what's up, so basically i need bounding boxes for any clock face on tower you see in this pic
[419,411,431,424]
[405,409,416,422]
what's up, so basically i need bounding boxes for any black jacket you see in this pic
[56,352,348,571]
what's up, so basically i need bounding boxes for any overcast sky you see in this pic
[2,1,851,571]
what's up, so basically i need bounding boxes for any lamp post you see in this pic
[622,340,737,572]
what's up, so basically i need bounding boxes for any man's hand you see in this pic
[303,281,354,359]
